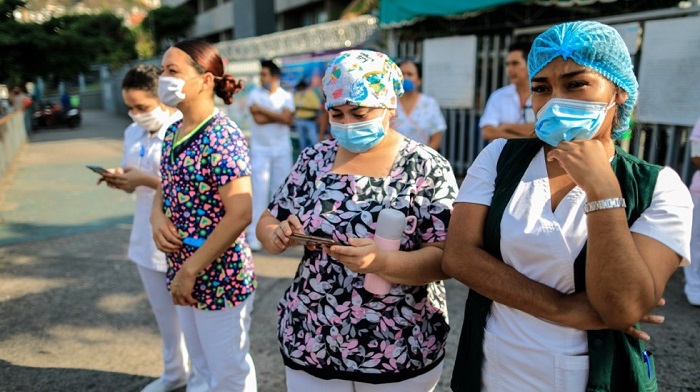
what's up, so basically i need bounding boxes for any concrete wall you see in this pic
[0,111,27,180]
[234,0,276,38]
[193,1,235,38]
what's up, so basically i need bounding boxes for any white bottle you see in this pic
[364,209,406,295]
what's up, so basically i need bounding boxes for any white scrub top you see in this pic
[122,110,182,272]
[456,138,692,391]
[479,84,535,129]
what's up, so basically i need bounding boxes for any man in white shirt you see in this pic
[247,60,295,250]
[480,42,536,141]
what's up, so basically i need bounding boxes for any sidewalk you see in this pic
[0,110,698,391]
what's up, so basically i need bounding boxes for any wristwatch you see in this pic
[584,198,627,214]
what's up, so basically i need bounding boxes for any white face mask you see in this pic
[129,105,170,132]
[158,75,186,107]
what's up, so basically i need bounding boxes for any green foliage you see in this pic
[143,5,195,54]
[133,24,155,59]
[0,8,137,85]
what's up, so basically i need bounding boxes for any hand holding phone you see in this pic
[289,232,337,247]
[86,165,109,176]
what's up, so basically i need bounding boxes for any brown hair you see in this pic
[173,40,243,105]
[121,64,161,96]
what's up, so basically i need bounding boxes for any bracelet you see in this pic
[584,198,627,214]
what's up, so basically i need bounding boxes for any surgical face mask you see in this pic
[534,97,616,147]
[403,79,415,93]
[330,110,387,153]
[158,76,186,107]
[129,105,170,132]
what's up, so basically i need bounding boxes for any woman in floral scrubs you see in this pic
[150,40,257,391]
[257,50,458,391]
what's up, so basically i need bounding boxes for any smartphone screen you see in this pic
[86,165,108,175]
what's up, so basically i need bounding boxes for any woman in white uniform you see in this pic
[443,21,693,391]
[101,64,202,392]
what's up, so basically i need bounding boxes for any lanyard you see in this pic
[170,112,215,165]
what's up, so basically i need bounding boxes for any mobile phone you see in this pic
[289,232,337,247]
[86,165,108,175]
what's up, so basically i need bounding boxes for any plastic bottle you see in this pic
[364,209,406,295]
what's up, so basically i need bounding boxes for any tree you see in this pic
[142,5,195,54]
[0,10,137,86]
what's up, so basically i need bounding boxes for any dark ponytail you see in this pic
[174,40,243,104]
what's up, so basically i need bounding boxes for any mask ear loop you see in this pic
[605,95,617,111]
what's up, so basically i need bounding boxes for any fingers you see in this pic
[154,229,181,252]
[639,314,665,325]
[329,238,373,255]
[625,326,650,341]
[347,237,374,247]
[155,236,178,253]
[657,297,666,307]
[171,291,197,306]
[272,217,305,250]
[271,230,289,250]
[165,222,183,246]
[272,222,293,249]
[172,292,197,306]
[285,216,304,233]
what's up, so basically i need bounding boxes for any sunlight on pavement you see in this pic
[0,275,71,303]
[97,293,148,314]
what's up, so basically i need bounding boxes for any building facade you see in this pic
[160,0,353,42]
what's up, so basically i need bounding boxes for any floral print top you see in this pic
[268,137,458,383]
[160,110,256,310]
[391,94,447,145]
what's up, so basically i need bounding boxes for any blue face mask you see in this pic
[403,79,415,93]
[535,97,616,147]
[330,110,387,153]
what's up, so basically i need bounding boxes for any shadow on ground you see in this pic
[0,359,171,392]
[0,216,133,247]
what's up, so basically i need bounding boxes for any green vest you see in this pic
[451,139,661,392]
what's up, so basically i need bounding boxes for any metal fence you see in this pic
[0,110,27,180]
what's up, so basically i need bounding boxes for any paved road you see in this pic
[0,110,698,391]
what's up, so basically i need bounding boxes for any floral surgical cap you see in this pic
[528,21,638,139]
[322,50,404,110]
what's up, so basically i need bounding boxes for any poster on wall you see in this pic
[422,35,477,109]
[636,16,700,126]
[279,52,338,99]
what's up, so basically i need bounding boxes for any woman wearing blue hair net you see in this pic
[443,21,693,391]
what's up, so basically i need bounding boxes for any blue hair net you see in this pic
[528,21,638,139]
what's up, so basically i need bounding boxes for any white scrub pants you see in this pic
[248,145,293,244]
[176,294,257,392]
[285,362,443,392]
[686,196,700,304]
[137,265,189,385]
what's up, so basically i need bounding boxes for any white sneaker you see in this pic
[141,377,187,392]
